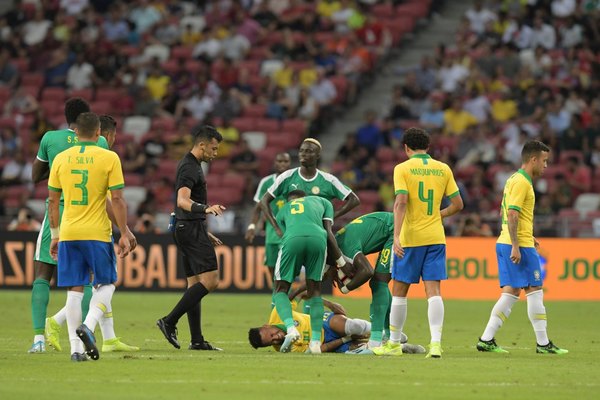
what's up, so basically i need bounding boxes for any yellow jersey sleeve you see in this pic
[393,164,408,195]
[444,165,460,198]
[507,178,528,212]
[107,153,125,191]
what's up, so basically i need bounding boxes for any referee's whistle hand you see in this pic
[206,205,226,216]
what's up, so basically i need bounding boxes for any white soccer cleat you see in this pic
[306,341,322,354]
[280,327,300,353]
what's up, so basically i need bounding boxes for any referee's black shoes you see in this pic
[189,341,223,351]
[156,318,180,349]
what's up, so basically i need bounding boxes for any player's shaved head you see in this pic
[75,112,100,139]
[402,127,430,151]
[288,190,306,200]
[521,140,550,162]
[65,97,90,125]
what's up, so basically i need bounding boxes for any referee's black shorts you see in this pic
[173,219,218,277]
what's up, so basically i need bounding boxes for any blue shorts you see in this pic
[391,244,447,284]
[92,237,117,286]
[323,312,350,353]
[57,240,117,287]
[496,244,542,288]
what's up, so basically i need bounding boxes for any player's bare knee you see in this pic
[34,261,54,281]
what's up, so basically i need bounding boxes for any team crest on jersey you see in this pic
[311,186,320,194]
[534,270,540,281]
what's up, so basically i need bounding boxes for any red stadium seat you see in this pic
[171,46,194,60]
[90,101,112,115]
[255,118,279,132]
[20,73,44,87]
[124,173,144,186]
[376,147,396,163]
[41,87,66,102]
[356,190,380,207]
[281,119,306,138]
[209,159,230,175]
[372,3,395,19]
[559,150,584,164]
[232,117,257,133]
[69,88,94,101]
[243,104,267,118]
[223,173,246,190]
[329,75,348,105]
[95,88,120,103]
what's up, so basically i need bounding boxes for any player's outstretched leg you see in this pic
[76,324,99,360]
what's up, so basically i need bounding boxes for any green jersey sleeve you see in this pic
[98,135,109,150]
[323,198,334,221]
[253,174,274,203]
[36,133,49,162]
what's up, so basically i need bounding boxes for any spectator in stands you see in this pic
[133,87,160,118]
[546,98,571,136]
[388,84,413,121]
[565,156,592,198]
[491,89,518,123]
[438,55,469,93]
[230,139,259,201]
[296,87,319,124]
[216,117,239,159]
[551,173,573,210]
[213,88,243,121]
[336,132,359,161]
[355,158,383,191]
[465,0,497,35]
[531,16,557,50]
[252,1,278,29]
[7,207,41,231]
[142,129,166,166]
[0,48,18,88]
[419,96,445,131]
[145,67,170,101]
[129,0,162,34]
[192,26,223,62]
[355,109,382,154]
[0,126,20,157]
[588,136,600,169]
[0,151,30,186]
[443,98,478,136]
[22,8,51,47]
[309,67,336,111]
[379,116,403,149]
[31,108,55,143]
[414,55,436,93]
[464,89,491,123]
[175,87,215,122]
[560,126,585,152]
[102,5,130,42]
[66,53,95,90]
[494,161,514,193]
[378,172,395,211]
[44,46,72,87]
[356,13,391,59]
[269,28,308,61]
[122,141,147,175]
[535,194,557,237]
[339,157,361,189]
[456,213,493,237]
[3,86,39,117]
[134,212,161,234]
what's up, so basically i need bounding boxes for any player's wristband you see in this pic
[50,227,59,240]
[191,202,207,214]
[340,286,349,294]
[247,223,256,231]
[336,256,345,268]
[341,336,352,343]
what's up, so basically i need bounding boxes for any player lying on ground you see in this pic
[248,295,425,354]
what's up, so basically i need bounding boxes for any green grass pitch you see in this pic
[0,290,598,400]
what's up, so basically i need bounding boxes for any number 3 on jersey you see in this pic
[71,169,89,205]
[290,198,304,214]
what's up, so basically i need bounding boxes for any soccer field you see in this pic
[0,291,598,400]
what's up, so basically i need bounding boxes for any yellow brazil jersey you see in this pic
[48,142,124,242]
[393,154,460,247]
[497,169,535,248]
[267,300,323,353]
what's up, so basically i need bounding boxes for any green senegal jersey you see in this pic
[276,196,334,240]
[336,212,394,255]
[267,167,352,202]
[254,173,287,245]
[36,129,109,202]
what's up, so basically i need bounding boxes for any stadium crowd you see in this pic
[333,0,600,238]
[0,0,598,238]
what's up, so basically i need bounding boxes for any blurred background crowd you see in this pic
[0,0,598,238]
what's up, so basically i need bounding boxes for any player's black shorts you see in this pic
[173,219,218,277]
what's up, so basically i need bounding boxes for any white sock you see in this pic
[66,291,84,354]
[34,334,45,343]
[389,297,407,344]
[53,306,67,325]
[84,284,115,333]
[427,296,444,343]
[99,304,116,341]
[526,290,549,345]
[481,293,519,341]
[368,339,381,348]
[344,318,371,336]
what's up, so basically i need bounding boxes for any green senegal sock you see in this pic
[273,292,295,329]
[31,279,50,335]
[370,280,391,343]
[82,284,93,321]
[308,297,324,342]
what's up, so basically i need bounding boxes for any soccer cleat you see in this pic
[102,338,140,352]
[536,340,568,355]
[76,324,99,360]
[279,327,300,353]
[70,352,88,362]
[401,343,427,354]
[372,341,403,356]
[189,341,223,351]
[156,318,180,349]
[477,337,509,353]
[426,342,442,358]
[305,341,321,354]
[45,317,62,352]
[28,341,46,353]
[346,345,375,355]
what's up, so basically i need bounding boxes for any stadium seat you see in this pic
[69,88,93,101]
[123,116,151,142]
[20,73,44,87]
[170,45,194,60]
[255,118,279,132]
[90,101,112,115]
[573,193,600,217]
[281,119,306,138]
[372,3,395,19]
[356,190,380,207]
[329,75,348,105]
[157,159,179,180]
[124,173,144,186]
[209,159,230,175]
[95,88,121,103]
[376,147,396,163]
[559,150,584,164]
[232,117,257,133]
[243,104,267,118]
[151,117,177,131]
[206,174,222,188]
[122,187,148,215]
[241,131,267,151]
[41,87,66,102]
[223,173,246,190]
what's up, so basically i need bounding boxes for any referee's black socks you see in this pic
[164,283,210,326]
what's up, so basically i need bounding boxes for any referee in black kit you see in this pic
[157,125,225,351]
